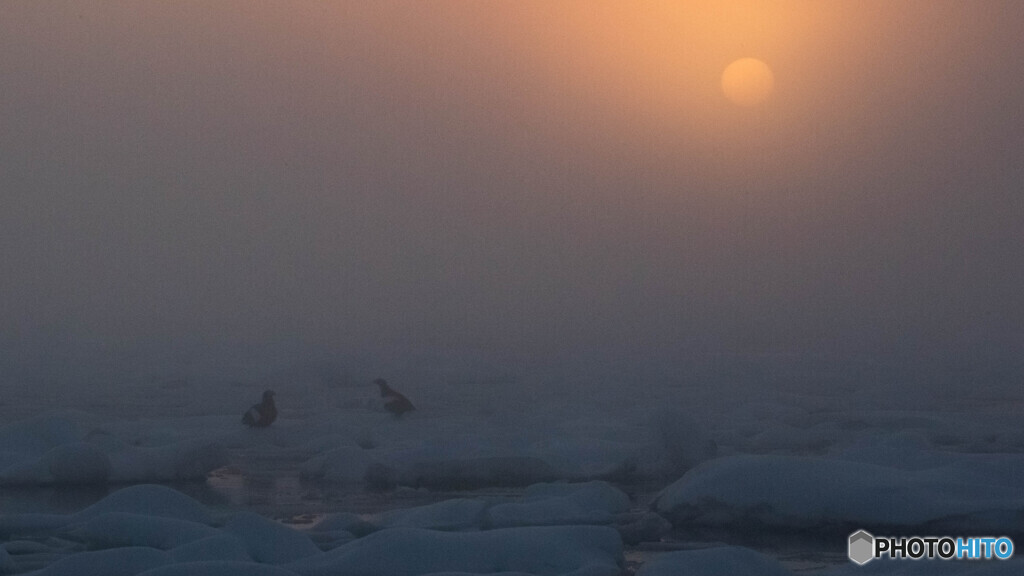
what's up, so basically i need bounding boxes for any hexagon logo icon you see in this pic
[849,530,875,565]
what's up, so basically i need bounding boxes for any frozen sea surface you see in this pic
[1,360,1023,575]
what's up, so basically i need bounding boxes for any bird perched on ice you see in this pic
[374,378,415,417]
[242,390,277,427]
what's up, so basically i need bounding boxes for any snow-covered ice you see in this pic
[28,547,171,576]
[487,481,629,528]
[76,484,215,524]
[136,562,302,576]
[168,534,253,563]
[654,451,1024,535]
[635,545,791,576]
[62,512,220,550]
[1,366,1022,575]
[0,415,227,487]
[372,498,488,531]
[288,525,623,576]
[222,512,321,564]
[1,483,627,575]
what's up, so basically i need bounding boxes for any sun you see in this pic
[721,58,775,107]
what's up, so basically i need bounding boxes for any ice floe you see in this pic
[222,512,321,564]
[635,545,791,576]
[654,452,1024,535]
[288,525,623,576]
[2,483,630,576]
[487,481,629,529]
[0,415,227,487]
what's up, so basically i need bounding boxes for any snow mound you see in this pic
[374,498,488,531]
[0,442,111,486]
[305,529,357,551]
[0,414,84,456]
[413,569,536,573]
[613,512,672,545]
[289,525,623,576]
[0,414,226,486]
[488,482,629,528]
[169,534,254,563]
[63,512,220,550]
[76,484,214,524]
[635,546,791,576]
[29,546,170,576]
[0,545,14,574]
[654,454,1024,534]
[108,440,228,483]
[137,561,302,576]
[311,513,376,538]
[223,512,322,564]
[0,514,71,538]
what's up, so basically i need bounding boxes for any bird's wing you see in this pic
[242,405,261,425]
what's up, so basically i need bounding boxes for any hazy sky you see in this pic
[1,1,1021,387]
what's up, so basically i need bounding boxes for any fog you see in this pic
[1,1,1021,396]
